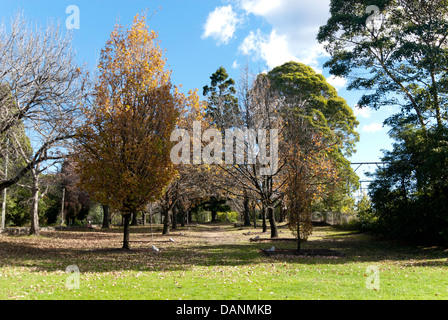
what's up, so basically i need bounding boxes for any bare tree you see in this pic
[217,66,287,237]
[0,12,88,235]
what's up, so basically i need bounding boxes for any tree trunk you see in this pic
[267,206,278,238]
[180,207,186,227]
[142,211,146,225]
[211,210,217,222]
[131,211,138,226]
[278,204,284,223]
[252,201,257,228]
[162,207,170,235]
[243,192,251,226]
[122,213,131,250]
[188,210,192,224]
[1,137,9,230]
[262,204,267,233]
[60,187,65,227]
[102,204,110,228]
[29,173,40,236]
[172,205,177,230]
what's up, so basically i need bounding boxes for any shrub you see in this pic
[217,211,239,222]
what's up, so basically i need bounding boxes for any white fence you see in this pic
[312,212,357,226]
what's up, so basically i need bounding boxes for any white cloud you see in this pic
[239,29,299,69]
[235,0,331,70]
[353,105,372,119]
[240,0,281,16]
[203,1,332,70]
[362,123,383,133]
[202,5,241,45]
[232,60,240,69]
[238,29,260,55]
[327,75,347,90]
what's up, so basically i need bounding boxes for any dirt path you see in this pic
[193,224,241,246]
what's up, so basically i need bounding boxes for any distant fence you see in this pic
[0,226,68,236]
[312,212,357,226]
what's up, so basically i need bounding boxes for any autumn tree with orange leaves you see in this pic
[73,13,196,249]
[283,119,340,251]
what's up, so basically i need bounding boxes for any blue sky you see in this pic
[1,0,394,182]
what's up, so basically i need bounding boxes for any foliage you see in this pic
[268,61,359,157]
[319,0,448,245]
[0,12,87,194]
[1,115,33,227]
[202,197,231,222]
[317,0,448,130]
[3,179,61,227]
[73,13,190,248]
[86,202,104,225]
[353,194,376,232]
[4,186,31,226]
[203,66,239,130]
[283,126,340,247]
[40,186,63,226]
[315,193,357,216]
[59,160,91,225]
[368,126,448,244]
[216,211,239,222]
[190,197,231,223]
[191,206,210,223]
[267,62,359,248]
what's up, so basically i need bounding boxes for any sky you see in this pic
[0,0,395,184]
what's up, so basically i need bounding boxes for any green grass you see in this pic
[0,223,447,300]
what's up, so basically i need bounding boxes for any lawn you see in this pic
[0,222,447,300]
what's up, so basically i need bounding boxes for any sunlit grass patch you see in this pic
[0,223,447,300]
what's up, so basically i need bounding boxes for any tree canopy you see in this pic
[318,0,448,244]
[73,13,196,249]
[317,0,448,130]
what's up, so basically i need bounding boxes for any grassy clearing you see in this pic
[0,222,447,300]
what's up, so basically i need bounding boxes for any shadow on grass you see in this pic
[0,224,447,274]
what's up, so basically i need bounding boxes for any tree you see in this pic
[101,204,111,229]
[164,83,219,233]
[317,0,448,131]
[59,159,91,226]
[368,126,448,244]
[0,13,87,235]
[0,12,87,193]
[283,118,340,250]
[3,185,32,227]
[160,184,178,235]
[203,66,239,131]
[267,62,359,247]
[214,67,285,237]
[73,13,192,249]
[267,61,359,184]
[318,0,448,244]
[202,196,231,222]
[1,102,32,229]
[200,62,358,240]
